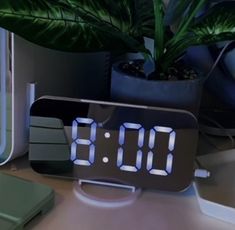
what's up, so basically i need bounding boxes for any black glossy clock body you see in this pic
[29,96,198,191]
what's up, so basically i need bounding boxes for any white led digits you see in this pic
[71,118,176,176]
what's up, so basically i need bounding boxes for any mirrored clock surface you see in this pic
[29,96,198,191]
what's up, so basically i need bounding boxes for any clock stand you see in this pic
[74,179,141,208]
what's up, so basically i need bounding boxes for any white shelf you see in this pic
[194,149,235,225]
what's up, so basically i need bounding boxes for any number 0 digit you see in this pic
[117,122,144,172]
[147,126,176,176]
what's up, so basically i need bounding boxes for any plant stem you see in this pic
[153,0,165,63]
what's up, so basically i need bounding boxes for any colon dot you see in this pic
[102,157,109,163]
[104,132,111,138]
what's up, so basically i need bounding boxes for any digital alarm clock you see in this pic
[29,96,198,191]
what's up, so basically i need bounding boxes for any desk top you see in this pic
[0,154,234,230]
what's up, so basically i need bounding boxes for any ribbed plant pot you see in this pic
[111,61,203,116]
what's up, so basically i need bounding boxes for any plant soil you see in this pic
[118,59,198,81]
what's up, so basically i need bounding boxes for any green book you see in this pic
[0,173,54,229]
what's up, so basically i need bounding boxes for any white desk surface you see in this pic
[1,152,235,230]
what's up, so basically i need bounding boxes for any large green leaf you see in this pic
[191,1,235,45]
[57,0,137,34]
[0,0,148,53]
[57,0,155,39]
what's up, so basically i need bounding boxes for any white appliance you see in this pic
[0,28,109,165]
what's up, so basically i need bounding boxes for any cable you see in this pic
[199,112,235,149]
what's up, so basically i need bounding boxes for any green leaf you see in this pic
[0,0,148,53]
[191,1,235,45]
[168,0,206,45]
[161,1,235,72]
[161,36,197,71]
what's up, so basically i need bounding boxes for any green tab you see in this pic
[29,143,70,161]
[30,127,68,144]
[30,116,63,128]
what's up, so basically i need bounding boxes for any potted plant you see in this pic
[0,0,235,115]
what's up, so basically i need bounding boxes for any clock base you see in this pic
[73,179,142,208]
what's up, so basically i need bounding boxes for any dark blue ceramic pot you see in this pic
[111,61,203,116]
